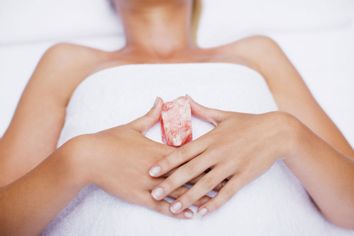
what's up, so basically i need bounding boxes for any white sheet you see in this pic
[42,63,353,236]
[1,0,353,45]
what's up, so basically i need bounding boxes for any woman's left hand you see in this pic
[149,96,298,217]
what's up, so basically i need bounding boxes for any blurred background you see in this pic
[0,0,353,144]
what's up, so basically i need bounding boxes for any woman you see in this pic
[0,0,353,234]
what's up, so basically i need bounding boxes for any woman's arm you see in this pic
[284,114,354,228]
[149,38,354,227]
[230,36,353,157]
[0,100,194,236]
[0,142,85,235]
[149,98,354,229]
[0,43,106,186]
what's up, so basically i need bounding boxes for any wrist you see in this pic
[57,135,94,188]
[272,112,304,161]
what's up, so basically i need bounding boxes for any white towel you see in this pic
[43,63,354,236]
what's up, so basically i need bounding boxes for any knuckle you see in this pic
[174,149,186,162]
[162,149,190,172]
[163,156,175,169]
[161,145,175,156]
[180,193,195,205]
[163,177,179,192]
[204,147,220,162]
[183,164,198,177]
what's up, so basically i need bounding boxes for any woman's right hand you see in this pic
[66,97,199,219]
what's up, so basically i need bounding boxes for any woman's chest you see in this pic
[60,63,276,144]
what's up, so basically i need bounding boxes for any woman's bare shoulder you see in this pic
[218,35,280,54]
[40,43,134,74]
[213,35,284,69]
[39,43,110,70]
[27,43,121,105]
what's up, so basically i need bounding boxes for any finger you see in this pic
[149,174,224,193]
[185,176,229,192]
[150,153,214,201]
[171,189,212,207]
[196,174,249,217]
[189,177,226,193]
[130,97,163,133]
[214,178,230,192]
[185,166,214,183]
[168,187,212,207]
[146,137,176,156]
[168,166,229,214]
[145,195,194,219]
[168,185,190,199]
[186,95,230,126]
[151,181,212,206]
[148,135,210,178]
[188,169,210,184]
[157,139,177,154]
[162,164,210,178]
[164,172,220,192]
[194,196,211,207]
[161,168,178,178]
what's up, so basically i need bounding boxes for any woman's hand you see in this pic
[148,96,297,217]
[69,97,204,219]
[2,98,208,235]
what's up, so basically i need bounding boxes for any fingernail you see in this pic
[170,201,182,214]
[197,208,208,217]
[184,210,194,219]
[149,166,161,177]
[151,187,164,200]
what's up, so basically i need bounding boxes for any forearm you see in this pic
[0,43,100,186]
[0,102,66,186]
[285,120,354,228]
[0,142,86,236]
[257,39,353,157]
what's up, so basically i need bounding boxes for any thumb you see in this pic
[186,95,229,126]
[130,97,163,133]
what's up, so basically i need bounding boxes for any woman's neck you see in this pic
[117,1,196,58]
